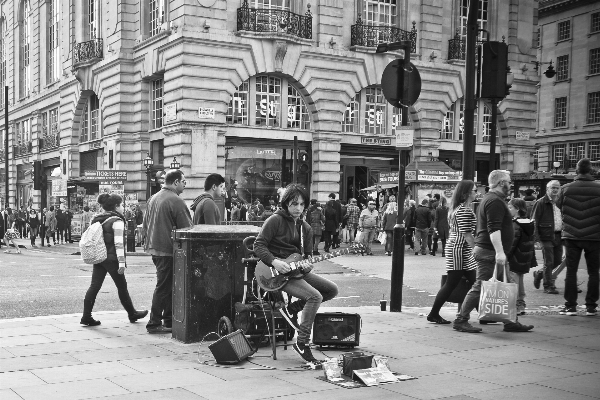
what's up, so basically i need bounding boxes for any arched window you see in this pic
[20,1,31,98]
[446,98,498,143]
[342,93,360,133]
[226,75,311,130]
[0,17,6,109]
[48,0,60,83]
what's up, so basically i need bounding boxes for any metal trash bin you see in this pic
[172,224,262,343]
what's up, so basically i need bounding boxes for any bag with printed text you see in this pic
[478,262,518,324]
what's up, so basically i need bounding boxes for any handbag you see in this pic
[478,262,518,323]
[378,231,387,246]
[440,275,473,303]
[342,351,373,377]
[354,230,363,242]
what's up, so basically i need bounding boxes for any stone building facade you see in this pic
[535,0,600,174]
[0,0,540,211]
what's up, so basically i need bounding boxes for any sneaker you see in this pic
[559,306,578,316]
[533,270,543,289]
[544,288,559,294]
[293,342,317,363]
[585,307,597,316]
[452,320,482,333]
[278,306,300,331]
[503,322,534,332]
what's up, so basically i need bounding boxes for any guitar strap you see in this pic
[299,222,304,258]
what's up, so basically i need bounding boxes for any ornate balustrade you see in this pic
[351,16,417,53]
[74,38,104,65]
[13,141,32,158]
[448,30,483,61]
[40,130,59,151]
[237,0,312,40]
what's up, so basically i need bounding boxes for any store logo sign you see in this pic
[264,170,281,180]
[361,137,392,146]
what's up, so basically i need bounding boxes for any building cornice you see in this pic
[539,0,598,18]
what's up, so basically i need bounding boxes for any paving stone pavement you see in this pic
[1,306,599,400]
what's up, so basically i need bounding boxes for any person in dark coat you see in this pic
[403,200,416,250]
[55,208,68,244]
[306,199,325,255]
[323,200,338,253]
[328,193,342,248]
[433,197,450,257]
[507,198,537,315]
[414,199,433,255]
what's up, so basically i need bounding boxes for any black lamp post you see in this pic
[144,152,154,200]
[553,161,560,175]
[170,157,180,170]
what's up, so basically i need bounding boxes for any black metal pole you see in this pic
[4,86,8,208]
[462,0,478,181]
[489,98,498,171]
[292,135,298,184]
[146,168,151,201]
[390,44,411,313]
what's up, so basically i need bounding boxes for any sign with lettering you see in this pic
[199,107,215,119]
[83,170,128,181]
[164,103,177,122]
[395,129,414,148]
[361,137,393,146]
[378,171,417,182]
[52,179,68,197]
[417,169,462,181]
[99,183,125,196]
[263,170,281,180]
[515,131,530,140]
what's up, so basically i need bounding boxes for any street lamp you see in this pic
[532,60,556,79]
[553,161,560,175]
[143,152,154,200]
[170,157,180,170]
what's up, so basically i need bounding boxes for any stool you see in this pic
[242,236,293,360]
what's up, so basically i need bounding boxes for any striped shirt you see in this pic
[112,219,126,265]
[445,204,477,271]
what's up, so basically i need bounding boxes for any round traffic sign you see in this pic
[381,59,422,108]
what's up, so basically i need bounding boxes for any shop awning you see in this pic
[360,183,400,191]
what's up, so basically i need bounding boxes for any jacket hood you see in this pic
[274,208,295,222]
[190,192,214,211]
[91,211,125,224]
[574,173,595,182]
[514,218,535,236]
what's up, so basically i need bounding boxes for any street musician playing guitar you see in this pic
[254,184,339,363]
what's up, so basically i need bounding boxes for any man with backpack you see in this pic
[190,173,225,225]
[143,170,193,334]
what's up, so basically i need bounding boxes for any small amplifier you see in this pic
[208,329,256,364]
[312,312,361,347]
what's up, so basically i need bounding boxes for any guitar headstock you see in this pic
[347,243,367,254]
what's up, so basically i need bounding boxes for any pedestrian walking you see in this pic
[26,209,40,247]
[81,206,93,233]
[328,193,342,249]
[56,208,67,244]
[17,206,27,238]
[453,170,534,333]
[382,196,397,256]
[340,200,349,244]
[39,208,47,247]
[143,170,193,333]
[556,159,600,316]
[306,199,325,255]
[358,200,379,255]
[3,222,21,254]
[404,200,417,250]
[230,202,241,221]
[414,199,432,255]
[433,197,450,257]
[345,198,360,242]
[506,198,537,315]
[323,200,338,253]
[80,193,148,326]
[45,206,57,246]
[531,180,562,294]
[191,173,225,225]
[427,181,478,324]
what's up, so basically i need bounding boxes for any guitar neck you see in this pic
[289,247,352,270]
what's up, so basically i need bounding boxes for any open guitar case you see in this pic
[233,236,296,350]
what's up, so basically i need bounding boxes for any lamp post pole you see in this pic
[143,152,154,201]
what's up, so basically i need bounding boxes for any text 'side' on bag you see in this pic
[478,262,518,324]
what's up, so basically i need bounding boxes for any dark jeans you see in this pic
[147,256,174,329]
[406,228,415,249]
[564,240,600,308]
[385,231,394,253]
[323,230,334,250]
[282,272,338,344]
[29,227,38,245]
[541,233,562,289]
[84,261,135,314]
[39,226,46,246]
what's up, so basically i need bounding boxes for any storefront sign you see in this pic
[83,170,128,181]
[395,129,414,148]
[99,183,125,196]
[417,170,462,181]
[379,171,417,182]
[52,179,67,197]
[165,103,177,122]
[199,107,215,119]
[124,193,139,207]
[515,131,530,140]
[264,170,281,180]
[361,137,393,146]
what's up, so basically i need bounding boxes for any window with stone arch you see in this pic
[0,16,5,109]
[459,0,488,41]
[226,75,312,130]
[446,98,498,143]
[342,93,361,133]
[19,0,32,98]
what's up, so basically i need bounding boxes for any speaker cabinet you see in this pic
[208,329,256,364]
[313,313,361,347]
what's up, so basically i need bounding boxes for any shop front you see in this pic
[224,139,311,207]
[438,150,499,186]
[16,164,34,209]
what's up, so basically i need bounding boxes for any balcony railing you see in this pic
[351,16,417,53]
[13,141,32,158]
[40,129,60,151]
[448,29,484,61]
[237,0,312,40]
[74,38,104,65]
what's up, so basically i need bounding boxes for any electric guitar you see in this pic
[255,243,366,291]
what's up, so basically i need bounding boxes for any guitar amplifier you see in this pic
[312,312,361,347]
[208,329,256,364]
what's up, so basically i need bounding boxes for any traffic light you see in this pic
[480,41,510,99]
[297,150,309,174]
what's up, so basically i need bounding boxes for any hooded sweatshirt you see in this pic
[191,192,221,225]
[507,218,537,274]
[254,209,313,265]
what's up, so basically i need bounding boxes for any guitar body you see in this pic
[255,253,306,292]
[254,244,366,292]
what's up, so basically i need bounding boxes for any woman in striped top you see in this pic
[427,180,478,324]
[80,193,148,326]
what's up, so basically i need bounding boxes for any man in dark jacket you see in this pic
[403,200,416,250]
[414,199,432,255]
[556,159,600,316]
[328,193,342,248]
[191,173,225,225]
[531,180,562,294]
